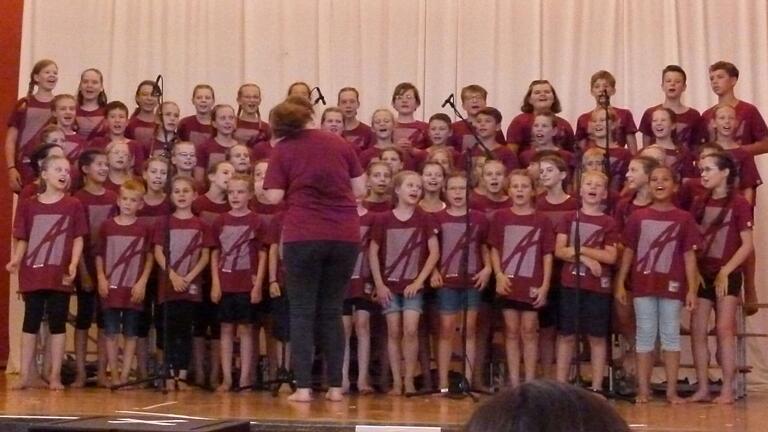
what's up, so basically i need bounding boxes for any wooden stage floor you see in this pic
[0,376,765,431]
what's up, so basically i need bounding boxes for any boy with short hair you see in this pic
[700,61,768,156]
[575,70,638,154]
[638,65,702,153]
[461,107,518,173]
[96,179,154,387]
[450,85,505,151]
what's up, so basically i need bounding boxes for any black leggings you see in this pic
[23,291,69,334]
[156,300,196,371]
[283,241,358,388]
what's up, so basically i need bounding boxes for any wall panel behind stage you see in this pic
[16,0,768,385]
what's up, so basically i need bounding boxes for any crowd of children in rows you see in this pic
[4,58,766,404]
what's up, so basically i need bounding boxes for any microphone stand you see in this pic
[407,95,493,401]
[599,91,612,212]
[310,87,326,107]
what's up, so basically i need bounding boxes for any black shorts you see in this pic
[497,298,536,312]
[22,290,70,334]
[193,287,221,339]
[557,287,611,338]
[698,272,743,302]
[343,297,380,316]
[218,293,252,324]
[538,285,560,329]
[250,294,272,326]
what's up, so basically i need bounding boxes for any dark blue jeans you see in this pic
[283,240,359,388]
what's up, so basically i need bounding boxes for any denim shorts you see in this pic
[383,292,423,314]
[102,308,141,337]
[436,287,481,313]
[633,296,682,353]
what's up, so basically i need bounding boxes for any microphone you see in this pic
[313,87,327,106]
[152,75,163,97]
[441,93,455,108]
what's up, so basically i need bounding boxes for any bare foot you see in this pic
[341,381,350,395]
[71,374,87,388]
[11,379,29,390]
[287,388,313,402]
[97,375,109,388]
[688,389,712,403]
[325,387,344,402]
[388,385,403,396]
[238,380,252,390]
[635,392,651,404]
[216,382,232,392]
[667,393,687,404]
[49,380,65,391]
[164,379,176,391]
[358,383,374,395]
[713,392,735,405]
[177,381,190,391]
[404,382,417,395]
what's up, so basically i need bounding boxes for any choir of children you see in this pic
[4,59,766,406]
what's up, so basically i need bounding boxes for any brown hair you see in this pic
[662,65,687,84]
[171,174,198,192]
[28,59,58,97]
[132,80,157,117]
[192,84,216,101]
[236,83,262,118]
[709,61,739,79]
[77,68,107,107]
[270,97,315,139]
[590,70,616,88]
[211,104,236,137]
[120,178,147,196]
[228,173,255,193]
[460,84,488,103]
[428,113,452,127]
[391,170,421,203]
[287,81,311,97]
[520,80,562,114]
[476,107,502,124]
[337,87,360,102]
[391,82,421,105]
[321,107,344,124]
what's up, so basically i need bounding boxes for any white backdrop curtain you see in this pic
[13,0,768,386]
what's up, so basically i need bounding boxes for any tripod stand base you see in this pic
[261,367,296,397]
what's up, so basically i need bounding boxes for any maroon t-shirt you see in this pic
[699,101,768,147]
[394,121,429,149]
[575,107,638,147]
[211,212,264,294]
[76,106,107,141]
[487,210,554,303]
[73,189,118,280]
[452,121,506,152]
[556,211,618,294]
[250,198,287,228]
[536,195,580,233]
[691,194,753,277]
[347,210,376,299]
[137,197,173,238]
[62,133,87,163]
[661,147,697,179]
[265,212,285,286]
[196,137,234,171]
[98,218,152,310]
[263,129,363,243]
[235,118,271,148]
[153,215,215,303]
[434,209,489,289]
[587,145,631,193]
[623,207,701,299]
[370,207,438,294]
[362,200,393,213]
[725,147,762,190]
[178,116,213,149]
[342,122,373,152]
[251,140,275,161]
[192,194,231,225]
[638,105,702,153]
[469,192,511,214]
[613,195,652,239]
[125,116,156,144]
[677,178,707,211]
[7,96,53,185]
[505,113,575,153]
[13,196,88,293]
